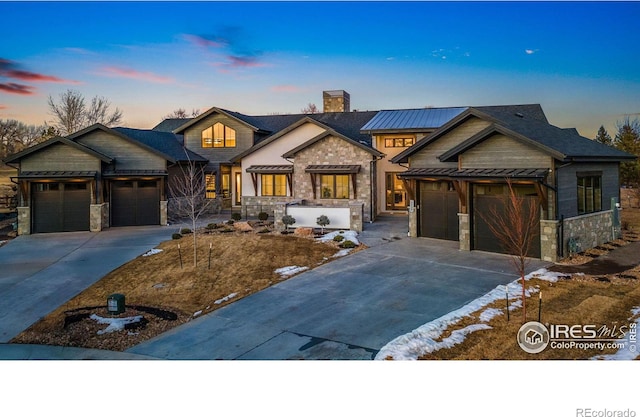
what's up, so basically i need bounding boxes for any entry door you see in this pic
[111,180,160,226]
[385,173,407,211]
[419,181,459,240]
[32,182,90,233]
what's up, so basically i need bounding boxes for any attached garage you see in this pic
[32,182,91,233]
[419,181,459,241]
[472,183,541,258]
[111,180,160,226]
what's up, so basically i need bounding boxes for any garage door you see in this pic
[419,181,459,241]
[111,180,160,227]
[473,184,540,258]
[32,182,90,233]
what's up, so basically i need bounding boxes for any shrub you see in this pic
[258,212,269,221]
[206,223,218,230]
[180,228,192,235]
[333,235,345,242]
[257,227,271,234]
[231,212,242,221]
[340,240,356,249]
[316,215,330,234]
[282,214,296,230]
[172,233,182,240]
[227,220,235,225]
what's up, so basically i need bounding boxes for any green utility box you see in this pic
[107,293,125,315]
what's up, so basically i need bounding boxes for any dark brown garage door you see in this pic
[419,181,459,241]
[111,180,160,227]
[472,184,540,258]
[32,182,90,233]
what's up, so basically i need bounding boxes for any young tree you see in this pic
[48,89,123,135]
[168,152,215,267]
[316,214,330,235]
[478,181,540,323]
[301,103,320,114]
[594,125,613,146]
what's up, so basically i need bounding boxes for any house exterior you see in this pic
[390,105,636,261]
[4,90,635,261]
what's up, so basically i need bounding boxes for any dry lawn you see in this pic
[12,230,349,351]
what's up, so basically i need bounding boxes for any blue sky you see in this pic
[1,1,639,138]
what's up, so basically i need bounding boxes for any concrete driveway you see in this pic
[129,217,550,360]
[0,226,171,342]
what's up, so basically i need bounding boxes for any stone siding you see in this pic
[458,213,470,251]
[562,210,614,256]
[540,219,559,262]
[242,196,298,218]
[17,206,30,235]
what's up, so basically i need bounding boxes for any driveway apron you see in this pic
[129,217,550,360]
[0,226,171,342]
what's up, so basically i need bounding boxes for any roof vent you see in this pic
[515,112,524,118]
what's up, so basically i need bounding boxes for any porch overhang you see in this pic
[16,171,98,180]
[246,165,294,196]
[398,167,549,181]
[103,170,168,178]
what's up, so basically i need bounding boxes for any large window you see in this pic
[202,122,236,148]
[384,137,415,148]
[205,174,216,199]
[321,174,349,199]
[261,174,287,196]
[577,175,602,214]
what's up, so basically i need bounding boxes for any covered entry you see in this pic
[32,181,91,233]
[419,181,459,240]
[111,179,161,226]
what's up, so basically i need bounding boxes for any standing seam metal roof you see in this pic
[360,107,468,132]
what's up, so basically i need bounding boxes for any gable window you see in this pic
[202,123,236,148]
[384,137,415,148]
[577,174,602,214]
[261,174,287,196]
[321,174,349,199]
[205,174,216,199]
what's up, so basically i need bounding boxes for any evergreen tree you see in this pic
[594,125,613,146]
[614,118,640,186]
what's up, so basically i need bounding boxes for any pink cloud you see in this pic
[0,83,35,95]
[99,66,174,84]
[183,34,227,49]
[271,85,305,93]
[0,104,7,110]
[0,57,79,84]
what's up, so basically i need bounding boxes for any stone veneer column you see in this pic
[349,202,363,232]
[90,204,104,232]
[274,202,287,232]
[540,220,559,262]
[408,207,418,237]
[458,213,470,251]
[160,201,168,226]
[17,206,30,235]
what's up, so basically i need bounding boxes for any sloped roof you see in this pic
[112,127,208,163]
[360,107,467,133]
[152,118,191,132]
[3,135,113,164]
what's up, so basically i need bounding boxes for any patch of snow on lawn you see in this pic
[375,268,561,360]
[214,292,238,305]
[332,249,352,258]
[317,230,360,245]
[90,314,143,335]
[275,265,309,278]
[592,306,640,361]
[479,308,503,322]
[142,248,163,257]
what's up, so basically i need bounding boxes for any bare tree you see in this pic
[48,89,123,135]
[168,152,214,267]
[478,180,540,323]
[301,103,320,114]
[164,108,201,120]
[0,119,49,158]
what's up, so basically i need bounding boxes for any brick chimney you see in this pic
[323,90,350,113]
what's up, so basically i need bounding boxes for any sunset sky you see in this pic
[1,1,639,138]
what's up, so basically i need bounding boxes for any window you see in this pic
[221,173,231,198]
[205,174,216,199]
[202,122,236,148]
[261,174,287,196]
[321,174,349,199]
[384,137,415,148]
[577,175,602,214]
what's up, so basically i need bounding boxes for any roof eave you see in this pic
[172,107,260,134]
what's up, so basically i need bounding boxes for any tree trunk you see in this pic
[521,274,527,323]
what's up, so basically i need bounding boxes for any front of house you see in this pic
[4,90,635,261]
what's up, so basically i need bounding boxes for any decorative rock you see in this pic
[294,227,314,237]
[233,221,254,232]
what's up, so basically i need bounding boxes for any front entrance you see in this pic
[472,183,541,258]
[111,180,160,226]
[419,181,459,241]
[32,182,90,233]
[385,172,407,211]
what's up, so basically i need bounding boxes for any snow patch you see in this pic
[142,248,163,257]
[317,230,360,245]
[332,249,352,258]
[193,310,203,317]
[214,292,238,305]
[479,308,503,322]
[275,265,309,278]
[90,314,143,335]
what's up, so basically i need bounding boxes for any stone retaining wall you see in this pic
[562,210,614,256]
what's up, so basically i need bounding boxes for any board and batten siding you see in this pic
[21,143,101,172]
[76,131,166,170]
[183,113,255,170]
[408,118,491,168]
[556,162,620,219]
[459,134,554,169]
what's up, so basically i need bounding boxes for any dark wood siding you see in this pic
[21,143,100,172]
[76,131,166,171]
[556,162,620,219]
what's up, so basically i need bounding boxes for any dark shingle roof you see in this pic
[113,127,208,163]
[152,118,192,132]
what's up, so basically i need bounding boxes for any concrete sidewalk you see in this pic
[0,226,171,343]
